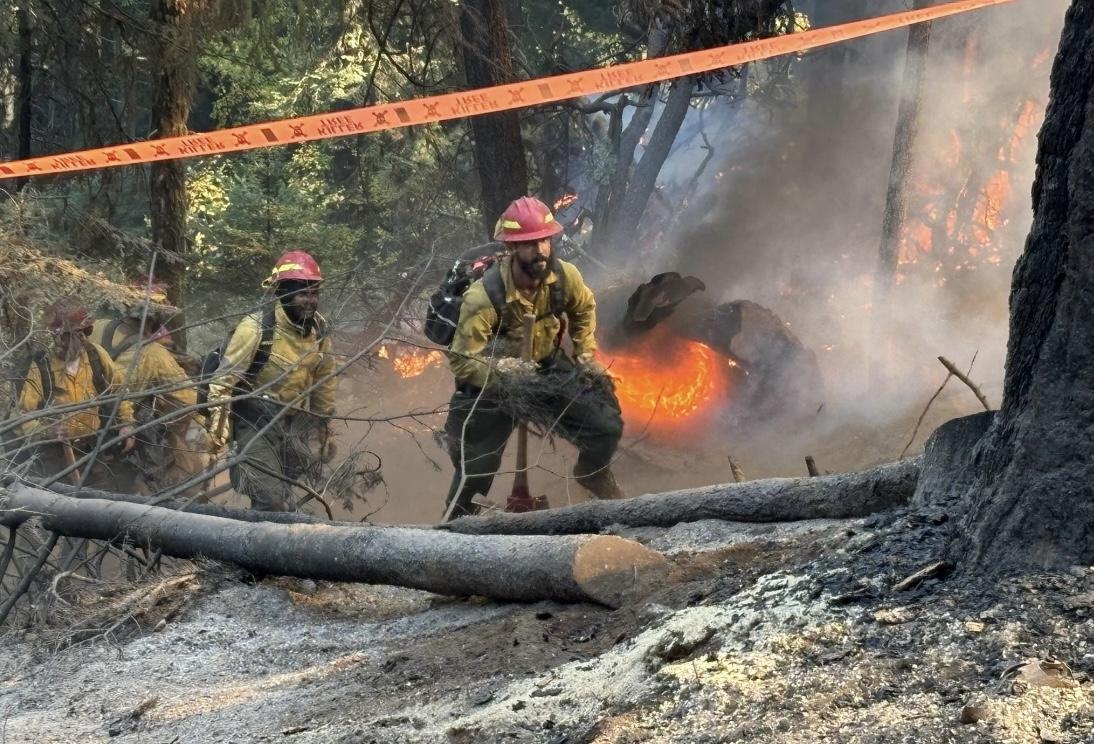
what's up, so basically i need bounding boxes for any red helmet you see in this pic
[264,250,323,286]
[493,197,564,243]
[44,297,93,333]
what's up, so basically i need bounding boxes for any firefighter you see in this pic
[91,282,212,496]
[16,297,136,486]
[444,196,624,519]
[207,251,338,512]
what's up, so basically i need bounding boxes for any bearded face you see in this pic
[512,238,552,280]
[275,279,320,327]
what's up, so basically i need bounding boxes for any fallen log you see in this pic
[32,480,328,526]
[442,458,921,536]
[0,484,667,608]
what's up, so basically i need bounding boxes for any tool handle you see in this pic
[514,314,536,487]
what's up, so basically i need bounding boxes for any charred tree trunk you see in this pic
[591,29,668,255]
[443,458,920,536]
[458,0,528,238]
[15,2,33,193]
[0,485,668,608]
[149,0,195,349]
[876,1,932,294]
[604,77,695,258]
[951,0,1094,573]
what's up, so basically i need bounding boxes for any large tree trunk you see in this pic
[14,2,33,193]
[443,458,920,536]
[952,0,1094,573]
[149,0,195,349]
[604,77,696,258]
[875,0,932,295]
[0,485,668,608]
[458,0,528,238]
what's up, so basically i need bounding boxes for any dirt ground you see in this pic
[2,506,1091,744]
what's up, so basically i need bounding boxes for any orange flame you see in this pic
[379,344,445,378]
[600,328,732,431]
[553,193,578,210]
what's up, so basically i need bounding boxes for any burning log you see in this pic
[0,484,668,608]
[684,300,824,425]
[441,458,921,536]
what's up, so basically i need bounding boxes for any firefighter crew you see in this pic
[207,251,338,512]
[91,282,212,496]
[444,196,624,518]
[16,297,136,486]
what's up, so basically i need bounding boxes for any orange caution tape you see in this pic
[0,0,1015,180]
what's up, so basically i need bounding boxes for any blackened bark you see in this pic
[876,2,932,293]
[607,77,695,256]
[458,0,528,238]
[444,458,920,536]
[953,0,1094,573]
[15,2,32,193]
[149,0,195,349]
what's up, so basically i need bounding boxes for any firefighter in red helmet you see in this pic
[443,197,624,519]
[13,296,136,486]
[206,251,338,511]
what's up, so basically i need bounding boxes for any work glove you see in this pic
[576,353,617,388]
[117,425,137,454]
[206,384,232,453]
[318,421,338,464]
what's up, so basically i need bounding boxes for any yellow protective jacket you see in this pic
[19,343,136,440]
[448,256,598,389]
[210,304,337,415]
[91,319,197,416]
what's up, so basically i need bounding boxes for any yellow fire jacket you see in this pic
[210,304,337,416]
[448,256,598,389]
[19,343,136,440]
[91,319,197,416]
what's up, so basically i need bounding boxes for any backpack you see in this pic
[424,245,567,347]
[196,306,278,411]
[100,317,142,360]
[195,306,330,409]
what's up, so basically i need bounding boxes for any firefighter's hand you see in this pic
[318,422,338,463]
[118,425,137,454]
[208,409,231,453]
[577,356,616,384]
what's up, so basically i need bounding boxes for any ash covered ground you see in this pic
[3,499,1091,743]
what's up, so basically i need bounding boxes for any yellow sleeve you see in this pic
[309,333,338,416]
[561,262,598,361]
[447,281,501,390]
[97,347,136,426]
[209,315,261,399]
[19,361,45,438]
[137,342,197,411]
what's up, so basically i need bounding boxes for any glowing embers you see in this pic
[377,344,446,378]
[600,327,734,432]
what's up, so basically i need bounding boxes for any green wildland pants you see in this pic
[444,356,623,519]
[230,400,324,512]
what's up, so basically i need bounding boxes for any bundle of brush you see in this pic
[488,355,616,436]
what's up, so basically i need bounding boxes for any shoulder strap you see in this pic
[244,306,278,382]
[33,354,53,409]
[549,262,567,318]
[85,344,110,396]
[101,318,124,359]
[483,265,507,332]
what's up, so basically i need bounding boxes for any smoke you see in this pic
[616,0,1071,470]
